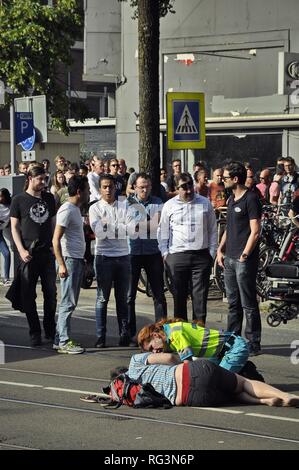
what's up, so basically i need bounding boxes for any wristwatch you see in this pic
[241,253,248,259]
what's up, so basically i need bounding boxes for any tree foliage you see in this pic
[119,0,175,19]
[0,0,90,134]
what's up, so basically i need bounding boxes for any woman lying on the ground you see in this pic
[128,352,299,408]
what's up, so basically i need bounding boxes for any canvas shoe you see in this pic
[57,340,85,354]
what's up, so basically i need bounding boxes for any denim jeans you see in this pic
[56,257,85,346]
[0,231,11,279]
[208,332,249,373]
[127,253,167,337]
[95,255,130,338]
[224,256,261,345]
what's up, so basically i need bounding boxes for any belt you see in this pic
[217,334,236,361]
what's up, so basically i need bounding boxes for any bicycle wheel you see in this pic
[256,246,277,299]
[213,258,226,295]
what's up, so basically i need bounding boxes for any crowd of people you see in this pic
[1,153,299,408]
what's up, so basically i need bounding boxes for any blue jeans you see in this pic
[224,256,261,345]
[208,332,249,373]
[95,255,130,338]
[0,231,11,279]
[56,258,85,345]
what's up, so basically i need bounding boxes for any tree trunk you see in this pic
[138,0,160,196]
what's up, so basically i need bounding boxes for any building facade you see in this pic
[84,0,299,171]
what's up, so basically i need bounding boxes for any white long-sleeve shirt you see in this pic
[87,172,101,203]
[157,194,217,258]
[89,198,129,256]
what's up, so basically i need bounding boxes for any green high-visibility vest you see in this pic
[163,321,226,361]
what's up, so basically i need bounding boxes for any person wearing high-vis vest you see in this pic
[137,318,249,373]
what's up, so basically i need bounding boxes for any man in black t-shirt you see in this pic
[9,166,57,347]
[217,162,262,356]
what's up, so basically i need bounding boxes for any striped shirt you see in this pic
[128,353,177,405]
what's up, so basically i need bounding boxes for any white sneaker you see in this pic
[1,279,12,287]
[57,340,85,354]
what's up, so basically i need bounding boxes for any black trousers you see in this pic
[128,253,167,337]
[165,249,212,324]
[18,250,57,338]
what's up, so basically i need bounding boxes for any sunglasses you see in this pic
[178,182,193,190]
[223,176,232,181]
[111,164,119,167]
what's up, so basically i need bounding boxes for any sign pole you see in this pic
[183,149,188,173]
[10,102,16,175]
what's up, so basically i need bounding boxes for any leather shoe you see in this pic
[119,335,130,347]
[30,334,42,347]
[94,337,105,348]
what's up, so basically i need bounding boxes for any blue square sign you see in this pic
[15,112,34,145]
[167,92,206,149]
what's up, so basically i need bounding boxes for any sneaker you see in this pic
[1,279,12,287]
[94,337,106,348]
[57,340,85,354]
[119,335,130,347]
[30,334,42,347]
[52,343,60,350]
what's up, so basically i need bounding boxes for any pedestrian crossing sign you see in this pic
[166,92,206,149]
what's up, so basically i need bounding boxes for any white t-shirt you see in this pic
[56,202,85,258]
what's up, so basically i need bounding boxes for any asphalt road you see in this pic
[0,282,298,452]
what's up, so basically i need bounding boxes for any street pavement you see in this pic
[0,281,298,452]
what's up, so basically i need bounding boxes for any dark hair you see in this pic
[223,161,247,185]
[67,175,88,197]
[175,172,193,188]
[99,173,116,187]
[67,162,79,172]
[275,164,285,175]
[23,165,44,190]
[42,158,50,165]
[135,172,151,183]
[110,366,128,380]
[0,188,11,205]
[284,156,296,166]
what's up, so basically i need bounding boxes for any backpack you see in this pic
[102,373,172,409]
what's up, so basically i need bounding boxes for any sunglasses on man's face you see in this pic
[178,182,193,190]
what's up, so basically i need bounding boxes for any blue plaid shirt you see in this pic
[128,353,177,405]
